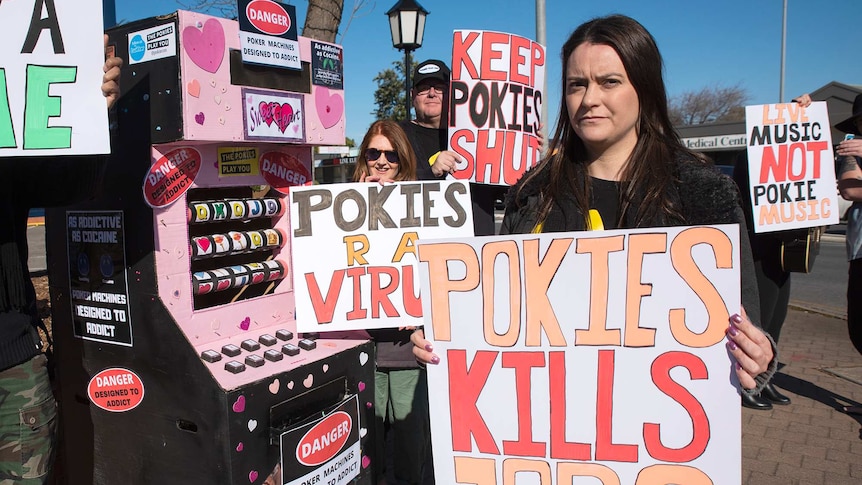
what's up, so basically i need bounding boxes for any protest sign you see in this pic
[0,0,110,157]
[290,181,474,332]
[418,225,743,484]
[745,101,838,232]
[448,30,545,186]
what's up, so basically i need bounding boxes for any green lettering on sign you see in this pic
[24,65,77,150]
[0,69,16,148]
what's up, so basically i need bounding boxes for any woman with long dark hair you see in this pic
[412,14,776,394]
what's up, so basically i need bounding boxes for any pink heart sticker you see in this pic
[248,470,258,482]
[240,317,251,331]
[358,381,366,392]
[362,456,371,469]
[314,87,343,129]
[182,19,225,73]
[232,395,245,413]
[187,79,201,98]
[236,442,244,452]
[194,112,205,125]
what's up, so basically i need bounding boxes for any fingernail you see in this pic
[425,343,434,352]
[726,340,737,351]
[730,313,743,324]
[430,355,440,365]
[728,324,739,336]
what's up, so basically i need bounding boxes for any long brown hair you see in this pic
[517,15,701,227]
[352,120,417,182]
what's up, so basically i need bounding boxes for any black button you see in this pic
[259,334,277,346]
[275,329,294,341]
[245,354,265,368]
[241,339,260,352]
[264,349,283,362]
[200,350,222,363]
[298,338,317,351]
[224,361,246,373]
[221,344,241,357]
[282,343,300,356]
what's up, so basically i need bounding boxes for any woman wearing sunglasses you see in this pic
[354,120,417,183]
[352,120,428,485]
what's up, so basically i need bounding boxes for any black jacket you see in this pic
[501,154,777,393]
[1,157,106,370]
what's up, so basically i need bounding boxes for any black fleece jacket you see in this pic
[0,157,106,371]
[501,153,777,394]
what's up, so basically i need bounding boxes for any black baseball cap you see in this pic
[412,59,450,88]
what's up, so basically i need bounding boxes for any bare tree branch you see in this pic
[670,84,750,126]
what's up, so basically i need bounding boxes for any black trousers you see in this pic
[753,240,791,344]
[847,258,862,354]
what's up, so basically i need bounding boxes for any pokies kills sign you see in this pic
[744,101,838,232]
[418,225,744,484]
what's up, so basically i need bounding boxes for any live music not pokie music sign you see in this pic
[744,101,838,232]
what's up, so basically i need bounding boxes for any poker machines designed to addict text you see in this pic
[46,9,374,485]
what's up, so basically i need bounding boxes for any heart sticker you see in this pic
[359,428,367,438]
[232,395,245,413]
[248,470,258,482]
[240,317,251,331]
[322,364,329,373]
[187,79,201,98]
[303,374,314,388]
[182,19,225,73]
[314,87,344,129]
[268,379,280,394]
[362,456,371,469]
[236,442,244,452]
[287,380,294,390]
[247,419,257,432]
[358,381,366,392]
[194,112,205,125]
[359,352,369,366]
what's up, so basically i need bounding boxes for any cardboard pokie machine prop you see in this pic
[46,8,374,485]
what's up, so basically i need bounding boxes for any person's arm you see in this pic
[838,156,862,202]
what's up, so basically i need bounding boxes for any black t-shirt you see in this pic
[398,120,445,181]
[589,177,622,230]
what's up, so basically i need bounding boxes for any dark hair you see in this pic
[517,14,700,227]
[352,120,417,182]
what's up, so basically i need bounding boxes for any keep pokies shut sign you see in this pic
[417,225,744,484]
[744,101,838,232]
[0,0,110,157]
[448,30,545,186]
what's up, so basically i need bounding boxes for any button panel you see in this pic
[200,328,320,372]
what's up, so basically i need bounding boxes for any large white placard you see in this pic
[418,224,743,484]
[290,181,474,332]
[745,101,838,232]
[0,0,110,157]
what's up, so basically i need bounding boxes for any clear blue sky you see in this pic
[115,0,862,143]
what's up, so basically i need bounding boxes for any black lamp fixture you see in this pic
[386,0,429,121]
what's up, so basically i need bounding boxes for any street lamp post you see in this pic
[386,0,428,121]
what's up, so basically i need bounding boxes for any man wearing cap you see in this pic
[836,93,862,356]
[400,59,507,236]
[400,59,458,181]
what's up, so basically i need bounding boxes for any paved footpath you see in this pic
[743,306,862,484]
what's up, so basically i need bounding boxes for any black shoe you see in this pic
[761,382,791,405]
[741,392,773,410]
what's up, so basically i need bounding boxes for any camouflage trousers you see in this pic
[0,355,57,484]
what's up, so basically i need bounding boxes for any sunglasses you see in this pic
[365,148,400,164]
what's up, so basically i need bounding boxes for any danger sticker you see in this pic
[87,368,145,412]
